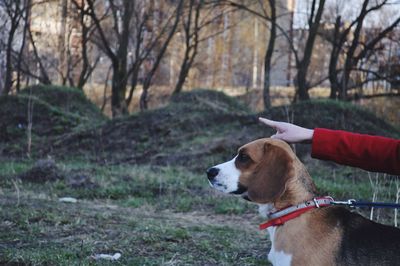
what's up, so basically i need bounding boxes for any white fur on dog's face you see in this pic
[209,156,241,193]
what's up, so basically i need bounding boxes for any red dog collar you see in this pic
[259,196,334,230]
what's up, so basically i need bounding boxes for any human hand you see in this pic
[259,117,314,143]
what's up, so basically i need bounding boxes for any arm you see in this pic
[259,118,400,175]
[312,128,400,175]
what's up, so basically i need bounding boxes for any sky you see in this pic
[293,0,400,29]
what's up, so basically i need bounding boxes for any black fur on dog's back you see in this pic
[329,207,400,265]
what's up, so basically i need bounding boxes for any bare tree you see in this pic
[15,0,31,92]
[324,0,400,100]
[139,0,183,110]
[222,0,326,105]
[86,0,185,115]
[70,0,99,89]
[0,0,26,95]
[26,17,51,85]
[172,0,202,95]
[86,0,135,116]
[218,0,279,109]
[263,0,276,109]
[295,0,326,101]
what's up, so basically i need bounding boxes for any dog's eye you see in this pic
[237,152,250,163]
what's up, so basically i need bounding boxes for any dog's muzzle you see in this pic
[206,167,219,182]
[206,166,249,200]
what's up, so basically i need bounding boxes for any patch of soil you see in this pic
[18,159,64,183]
[66,171,98,189]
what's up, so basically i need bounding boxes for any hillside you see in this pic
[0,85,107,157]
[2,88,397,171]
[52,90,400,169]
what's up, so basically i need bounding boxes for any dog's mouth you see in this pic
[241,194,251,201]
[229,183,252,201]
[208,180,227,190]
[209,180,251,201]
[229,183,247,195]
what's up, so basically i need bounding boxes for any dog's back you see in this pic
[332,207,400,265]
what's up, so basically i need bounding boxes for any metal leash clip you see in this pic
[330,199,356,207]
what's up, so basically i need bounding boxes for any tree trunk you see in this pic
[140,0,183,110]
[16,0,31,93]
[3,25,17,95]
[173,0,200,95]
[125,65,140,107]
[76,0,90,90]
[27,25,51,85]
[263,0,276,110]
[328,15,341,99]
[252,17,259,89]
[3,0,23,95]
[339,0,369,100]
[110,0,133,117]
[58,0,68,84]
[111,62,129,116]
[296,67,310,100]
[296,0,326,101]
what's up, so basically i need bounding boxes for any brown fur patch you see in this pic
[273,208,342,266]
[236,139,295,203]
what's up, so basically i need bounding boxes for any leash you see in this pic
[259,197,400,230]
[331,199,400,209]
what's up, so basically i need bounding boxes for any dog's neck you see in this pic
[270,159,317,211]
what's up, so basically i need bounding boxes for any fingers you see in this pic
[259,117,281,136]
[259,117,277,128]
[260,117,286,140]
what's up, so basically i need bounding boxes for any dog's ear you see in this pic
[247,142,293,203]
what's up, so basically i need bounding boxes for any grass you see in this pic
[1,157,399,265]
[0,160,268,265]
[19,84,107,122]
[1,203,269,265]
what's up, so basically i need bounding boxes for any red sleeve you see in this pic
[311,128,400,175]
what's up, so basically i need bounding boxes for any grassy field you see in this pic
[0,161,269,265]
[1,86,399,265]
[1,159,399,265]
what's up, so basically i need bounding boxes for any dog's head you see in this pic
[206,138,296,204]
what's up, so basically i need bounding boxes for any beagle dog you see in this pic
[207,138,400,266]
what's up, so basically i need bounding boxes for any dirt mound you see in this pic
[0,95,82,156]
[4,89,399,171]
[66,171,98,189]
[17,159,64,182]
[50,90,255,166]
[16,158,98,188]
[48,90,400,172]
[20,85,106,122]
[170,89,250,113]
[1,85,107,157]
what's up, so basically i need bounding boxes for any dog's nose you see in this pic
[206,167,219,181]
